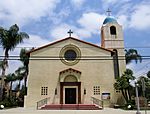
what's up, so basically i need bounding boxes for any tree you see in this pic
[0,61,4,74]
[137,76,150,99]
[0,24,29,99]
[5,73,17,98]
[19,48,30,94]
[147,71,150,79]
[15,66,25,91]
[114,76,129,102]
[125,49,142,64]
[114,69,135,103]
[0,24,29,76]
[0,61,4,100]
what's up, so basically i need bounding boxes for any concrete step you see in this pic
[41,104,102,110]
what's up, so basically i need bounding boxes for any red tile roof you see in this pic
[28,37,113,54]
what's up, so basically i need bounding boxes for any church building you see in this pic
[24,16,126,108]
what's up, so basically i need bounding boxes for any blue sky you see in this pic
[0,0,150,77]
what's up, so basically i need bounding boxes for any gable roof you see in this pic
[28,37,113,54]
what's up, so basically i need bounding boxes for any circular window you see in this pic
[64,50,77,61]
[60,45,81,66]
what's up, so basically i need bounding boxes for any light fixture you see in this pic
[84,88,86,95]
[55,88,57,95]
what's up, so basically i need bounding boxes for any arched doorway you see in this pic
[59,68,81,104]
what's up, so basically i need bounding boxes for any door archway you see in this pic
[59,68,81,104]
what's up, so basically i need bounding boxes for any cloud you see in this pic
[1,34,50,74]
[50,23,77,40]
[70,0,86,8]
[0,0,60,26]
[77,12,106,35]
[127,60,150,79]
[76,29,92,38]
[129,4,150,30]
[50,12,106,40]
[49,7,71,25]
[117,15,129,28]
[19,34,50,48]
[50,23,92,40]
[50,22,92,40]
[101,0,131,9]
[102,0,118,4]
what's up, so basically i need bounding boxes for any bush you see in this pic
[124,100,135,110]
[0,97,18,108]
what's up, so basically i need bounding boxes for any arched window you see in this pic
[64,75,78,82]
[110,26,116,35]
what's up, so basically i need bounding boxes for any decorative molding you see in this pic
[59,68,81,82]
[59,44,81,66]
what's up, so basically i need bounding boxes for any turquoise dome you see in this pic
[103,17,117,24]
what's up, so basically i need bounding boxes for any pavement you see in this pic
[0,107,149,114]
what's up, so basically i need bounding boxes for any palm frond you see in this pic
[125,49,142,64]
[19,32,29,38]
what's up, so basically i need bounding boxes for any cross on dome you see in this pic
[106,8,111,16]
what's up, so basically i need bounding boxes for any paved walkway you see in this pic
[0,107,149,114]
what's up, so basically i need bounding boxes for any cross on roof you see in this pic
[106,8,111,16]
[67,29,73,37]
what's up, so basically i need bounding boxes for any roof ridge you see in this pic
[28,37,113,54]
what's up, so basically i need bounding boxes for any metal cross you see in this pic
[67,29,73,37]
[106,8,111,16]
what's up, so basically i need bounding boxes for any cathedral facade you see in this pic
[24,16,126,108]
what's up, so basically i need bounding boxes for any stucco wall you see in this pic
[24,38,121,108]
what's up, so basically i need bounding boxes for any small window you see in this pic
[41,87,48,95]
[93,86,100,95]
[110,26,116,35]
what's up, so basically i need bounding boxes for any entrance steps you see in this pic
[41,104,102,110]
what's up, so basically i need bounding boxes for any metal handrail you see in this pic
[91,97,103,109]
[37,97,50,110]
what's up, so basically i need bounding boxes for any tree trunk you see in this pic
[9,81,13,98]
[124,89,129,102]
[127,88,131,101]
[24,75,27,95]
[18,80,21,91]
[1,57,8,100]
[121,89,128,103]
[1,49,9,100]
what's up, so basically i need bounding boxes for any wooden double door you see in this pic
[60,82,81,104]
[65,88,76,104]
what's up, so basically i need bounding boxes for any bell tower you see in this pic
[101,16,126,77]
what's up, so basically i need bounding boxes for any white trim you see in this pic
[63,86,78,104]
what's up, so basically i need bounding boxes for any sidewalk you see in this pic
[0,107,149,114]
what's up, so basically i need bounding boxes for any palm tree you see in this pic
[114,76,129,102]
[5,73,17,97]
[0,24,29,76]
[0,24,29,98]
[114,69,135,103]
[125,49,142,64]
[19,48,30,94]
[0,61,5,100]
[123,69,135,100]
[0,61,4,74]
[147,71,150,79]
[15,66,25,91]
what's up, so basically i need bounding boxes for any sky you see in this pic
[0,0,150,78]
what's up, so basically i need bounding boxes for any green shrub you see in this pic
[0,97,18,107]
[124,100,135,110]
